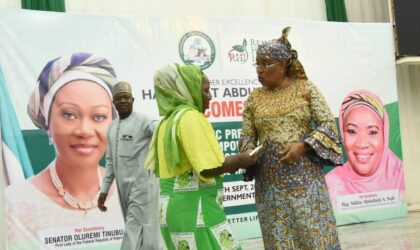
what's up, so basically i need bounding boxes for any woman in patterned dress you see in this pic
[146,63,257,250]
[240,27,343,249]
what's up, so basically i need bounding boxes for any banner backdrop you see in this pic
[0,9,406,249]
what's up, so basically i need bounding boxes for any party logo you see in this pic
[179,31,216,70]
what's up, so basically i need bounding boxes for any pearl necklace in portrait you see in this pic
[49,162,102,211]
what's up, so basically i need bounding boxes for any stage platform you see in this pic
[240,211,420,249]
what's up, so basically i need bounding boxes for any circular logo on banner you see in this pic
[179,31,216,70]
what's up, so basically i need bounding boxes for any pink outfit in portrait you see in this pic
[325,90,405,204]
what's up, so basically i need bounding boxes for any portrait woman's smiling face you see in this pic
[48,80,113,167]
[343,106,385,176]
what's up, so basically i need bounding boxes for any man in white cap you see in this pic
[98,81,160,250]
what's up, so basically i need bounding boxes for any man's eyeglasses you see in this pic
[252,62,282,71]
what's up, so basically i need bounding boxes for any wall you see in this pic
[65,0,327,20]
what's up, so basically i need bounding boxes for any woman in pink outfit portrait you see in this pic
[325,89,406,224]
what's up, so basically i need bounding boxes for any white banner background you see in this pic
[0,9,398,128]
[0,9,398,241]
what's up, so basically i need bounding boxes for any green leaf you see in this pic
[232,45,244,52]
[242,39,247,48]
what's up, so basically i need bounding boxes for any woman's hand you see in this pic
[280,142,307,164]
[229,149,258,173]
[245,149,258,165]
[202,149,259,177]
[97,193,108,212]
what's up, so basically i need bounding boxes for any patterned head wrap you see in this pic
[257,27,307,80]
[146,63,203,176]
[340,90,385,126]
[113,81,132,96]
[28,52,118,130]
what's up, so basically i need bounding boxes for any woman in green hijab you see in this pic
[146,63,256,250]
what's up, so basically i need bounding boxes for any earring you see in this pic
[47,130,54,146]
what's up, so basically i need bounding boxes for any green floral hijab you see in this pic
[146,63,203,176]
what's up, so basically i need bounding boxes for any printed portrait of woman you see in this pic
[325,89,406,224]
[5,52,124,250]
